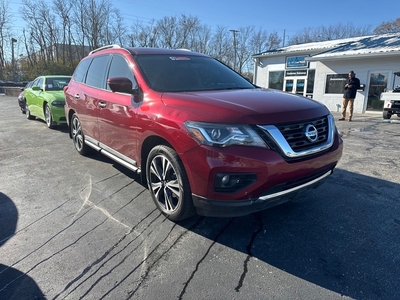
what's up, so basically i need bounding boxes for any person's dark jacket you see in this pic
[343,77,360,99]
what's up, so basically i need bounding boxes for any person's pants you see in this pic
[341,98,354,120]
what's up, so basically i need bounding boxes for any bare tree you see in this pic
[175,15,201,49]
[192,24,212,55]
[374,17,400,34]
[250,28,282,54]
[52,0,73,64]
[156,16,179,48]
[0,0,13,79]
[127,20,158,47]
[288,23,373,45]
[208,26,232,67]
[22,0,60,64]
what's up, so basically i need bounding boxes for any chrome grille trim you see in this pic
[258,114,335,158]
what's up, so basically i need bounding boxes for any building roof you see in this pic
[252,33,400,60]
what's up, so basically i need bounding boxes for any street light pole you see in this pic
[230,29,239,72]
[11,38,17,82]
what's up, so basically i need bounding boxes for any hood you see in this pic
[161,88,329,124]
[47,90,66,101]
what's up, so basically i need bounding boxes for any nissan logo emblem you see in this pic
[305,124,318,142]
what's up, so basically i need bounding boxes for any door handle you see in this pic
[99,102,106,108]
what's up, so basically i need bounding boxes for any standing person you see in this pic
[339,70,360,121]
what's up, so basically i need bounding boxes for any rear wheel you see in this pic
[71,113,93,156]
[383,111,391,119]
[45,104,54,129]
[146,145,196,221]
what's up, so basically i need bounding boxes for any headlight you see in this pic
[51,101,65,107]
[185,121,267,148]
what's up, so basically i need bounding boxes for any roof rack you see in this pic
[89,44,121,55]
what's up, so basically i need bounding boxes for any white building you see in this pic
[252,33,400,114]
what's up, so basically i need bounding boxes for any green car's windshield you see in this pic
[45,77,71,91]
[135,55,255,92]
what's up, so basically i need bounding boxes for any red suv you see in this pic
[64,45,343,221]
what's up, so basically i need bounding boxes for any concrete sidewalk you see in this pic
[330,110,400,124]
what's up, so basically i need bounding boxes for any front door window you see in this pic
[296,79,305,95]
[284,78,306,96]
[285,79,293,92]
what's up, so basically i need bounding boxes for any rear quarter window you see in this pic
[73,58,92,83]
[85,55,111,89]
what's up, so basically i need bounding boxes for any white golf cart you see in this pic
[381,72,400,119]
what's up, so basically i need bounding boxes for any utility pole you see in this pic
[282,30,286,47]
[230,29,239,72]
[11,38,17,81]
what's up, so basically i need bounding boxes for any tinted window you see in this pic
[86,55,111,89]
[136,55,254,92]
[37,77,44,88]
[107,55,137,90]
[73,58,92,83]
[268,71,284,90]
[325,74,347,94]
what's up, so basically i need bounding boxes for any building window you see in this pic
[325,74,347,94]
[268,71,284,90]
[307,69,315,94]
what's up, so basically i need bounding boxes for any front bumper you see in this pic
[51,106,67,124]
[192,167,334,217]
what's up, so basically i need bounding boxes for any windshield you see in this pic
[135,54,255,92]
[45,77,71,91]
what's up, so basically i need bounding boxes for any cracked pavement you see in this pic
[1,95,399,299]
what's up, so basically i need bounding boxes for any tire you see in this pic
[26,104,35,120]
[383,111,391,119]
[45,104,54,129]
[71,113,93,156]
[146,145,196,221]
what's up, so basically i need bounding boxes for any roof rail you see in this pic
[89,44,121,55]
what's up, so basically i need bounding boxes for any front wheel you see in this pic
[26,104,34,120]
[71,113,93,156]
[146,145,196,221]
[383,111,391,119]
[45,104,54,128]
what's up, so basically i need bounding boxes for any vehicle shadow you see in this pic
[77,152,400,299]
[26,117,69,133]
[178,169,400,299]
[0,192,45,299]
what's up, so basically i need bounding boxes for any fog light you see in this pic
[214,173,257,193]
[221,175,230,185]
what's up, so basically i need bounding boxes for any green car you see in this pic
[25,75,71,128]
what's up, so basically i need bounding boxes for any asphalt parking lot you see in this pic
[1,95,399,300]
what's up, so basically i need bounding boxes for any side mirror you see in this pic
[107,77,133,93]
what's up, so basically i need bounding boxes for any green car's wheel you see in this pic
[45,104,54,129]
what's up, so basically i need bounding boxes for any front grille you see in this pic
[257,115,334,159]
[276,116,329,152]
